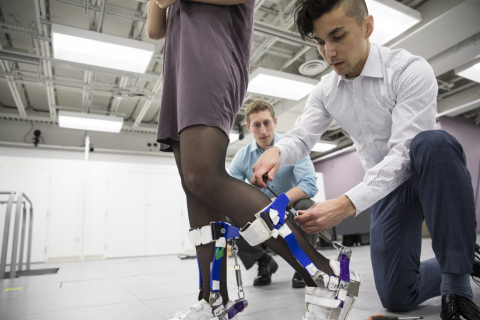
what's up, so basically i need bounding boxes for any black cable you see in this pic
[23,121,34,143]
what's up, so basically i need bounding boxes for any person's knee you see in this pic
[411,130,460,153]
[293,198,315,211]
[183,171,206,198]
[379,288,414,312]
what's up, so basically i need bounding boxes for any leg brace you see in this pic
[240,194,361,320]
[188,221,247,320]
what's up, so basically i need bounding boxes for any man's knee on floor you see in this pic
[379,288,415,312]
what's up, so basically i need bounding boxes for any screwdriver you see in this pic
[368,315,423,320]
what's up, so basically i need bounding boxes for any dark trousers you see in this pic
[370,130,477,312]
[235,198,318,270]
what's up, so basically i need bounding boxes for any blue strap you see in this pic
[283,232,317,275]
[197,255,202,291]
[268,194,319,276]
[265,193,290,226]
[209,222,241,293]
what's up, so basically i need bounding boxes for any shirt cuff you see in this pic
[276,144,288,167]
[344,182,376,216]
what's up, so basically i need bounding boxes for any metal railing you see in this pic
[0,191,34,279]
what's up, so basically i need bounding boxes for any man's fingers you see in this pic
[267,165,279,182]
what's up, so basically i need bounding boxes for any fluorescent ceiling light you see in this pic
[248,67,318,101]
[311,141,337,153]
[455,59,480,83]
[366,0,421,45]
[58,111,124,133]
[229,133,239,144]
[52,24,155,73]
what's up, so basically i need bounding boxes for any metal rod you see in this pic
[97,0,107,33]
[10,192,24,279]
[27,205,33,270]
[0,192,15,279]
[18,205,27,272]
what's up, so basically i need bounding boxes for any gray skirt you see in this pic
[156,0,255,151]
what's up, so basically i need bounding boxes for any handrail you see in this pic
[0,192,15,279]
[0,192,34,279]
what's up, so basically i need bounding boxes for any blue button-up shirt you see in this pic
[229,133,318,199]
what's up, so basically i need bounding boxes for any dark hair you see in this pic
[294,0,368,40]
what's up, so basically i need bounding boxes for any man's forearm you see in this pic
[285,187,309,205]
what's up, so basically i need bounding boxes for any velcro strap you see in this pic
[269,208,280,225]
[306,263,319,276]
[240,217,271,246]
[279,224,292,238]
[215,237,226,248]
[328,276,339,291]
[337,288,347,302]
[188,225,214,247]
[305,294,341,309]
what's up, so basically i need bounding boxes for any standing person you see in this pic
[146,0,361,319]
[229,99,320,289]
[251,0,480,319]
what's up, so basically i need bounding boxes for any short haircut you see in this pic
[294,0,369,40]
[244,100,276,125]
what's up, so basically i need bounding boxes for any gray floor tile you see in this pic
[1,302,164,320]
[1,237,479,320]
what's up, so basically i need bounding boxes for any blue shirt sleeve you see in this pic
[229,149,247,181]
[293,156,318,198]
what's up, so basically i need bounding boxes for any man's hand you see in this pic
[294,195,356,234]
[155,0,178,9]
[251,147,281,188]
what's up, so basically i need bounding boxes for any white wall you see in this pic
[0,146,189,263]
[0,146,326,263]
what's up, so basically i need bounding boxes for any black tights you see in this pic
[170,125,332,302]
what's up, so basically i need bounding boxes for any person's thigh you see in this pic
[370,178,425,310]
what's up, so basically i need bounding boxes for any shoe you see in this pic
[441,294,480,320]
[169,299,215,320]
[303,260,361,320]
[292,271,306,289]
[169,299,242,320]
[472,244,480,279]
[253,255,278,286]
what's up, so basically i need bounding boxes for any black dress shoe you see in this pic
[441,294,480,320]
[292,271,306,289]
[253,255,278,286]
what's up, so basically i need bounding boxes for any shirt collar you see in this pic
[249,132,282,153]
[336,43,383,86]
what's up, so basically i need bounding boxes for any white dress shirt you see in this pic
[275,43,438,215]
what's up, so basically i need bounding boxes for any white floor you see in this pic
[1,238,479,320]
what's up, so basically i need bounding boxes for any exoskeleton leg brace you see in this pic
[187,221,247,320]
[239,194,361,320]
